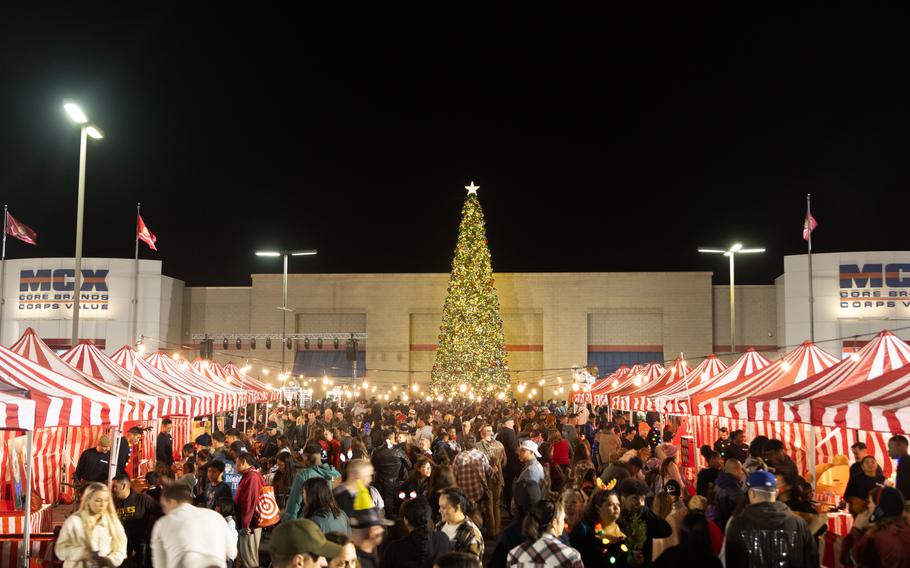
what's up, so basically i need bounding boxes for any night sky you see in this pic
[1,5,906,286]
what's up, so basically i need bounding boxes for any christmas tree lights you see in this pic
[430,182,510,396]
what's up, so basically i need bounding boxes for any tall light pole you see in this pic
[698,243,765,353]
[255,249,317,375]
[63,101,104,347]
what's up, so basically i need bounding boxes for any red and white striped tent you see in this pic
[222,362,280,402]
[10,329,159,422]
[191,360,255,406]
[811,362,910,434]
[627,357,692,412]
[695,341,840,420]
[750,331,910,423]
[602,363,664,408]
[0,345,120,428]
[592,364,645,406]
[659,350,770,415]
[63,342,191,418]
[146,354,240,413]
[649,354,730,415]
[612,358,687,412]
[0,390,35,431]
[110,347,216,418]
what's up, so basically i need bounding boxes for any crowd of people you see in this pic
[58,395,910,567]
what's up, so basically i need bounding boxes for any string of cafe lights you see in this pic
[141,323,910,400]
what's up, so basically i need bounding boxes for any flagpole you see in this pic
[132,203,140,344]
[0,205,7,344]
[807,193,815,343]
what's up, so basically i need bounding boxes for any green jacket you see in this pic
[281,464,341,523]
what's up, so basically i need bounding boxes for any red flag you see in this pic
[5,210,37,245]
[137,215,157,251]
[803,211,818,241]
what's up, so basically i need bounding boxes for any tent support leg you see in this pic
[21,430,33,568]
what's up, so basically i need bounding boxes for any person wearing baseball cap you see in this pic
[74,435,113,483]
[513,440,545,516]
[265,517,349,567]
[722,470,818,567]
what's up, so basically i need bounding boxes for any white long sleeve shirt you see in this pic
[151,503,238,568]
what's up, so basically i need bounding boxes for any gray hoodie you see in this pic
[722,500,818,568]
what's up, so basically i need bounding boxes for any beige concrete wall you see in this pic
[159,276,185,350]
[185,272,717,397]
[712,285,779,362]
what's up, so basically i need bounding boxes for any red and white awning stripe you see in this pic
[751,331,910,423]
[110,347,210,417]
[0,391,35,430]
[667,349,771,404]
[148,354,239,413]
[652,354,730,415]
[222,362,279,402]
[696,341,839,419]
[10,329,159,422]
[192,360,254,406]
[811,363,910,434]
[609,362,670,411]
[626,357,692,412]
[581,365,632,404]
[63,342,183,418]
[0,345,120,427]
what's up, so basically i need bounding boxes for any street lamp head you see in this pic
[729,243,743,253]
[290,249,317,256]
[697,248,726,254]
[85,125,104,140]
[738,248,766,254]
[63,101,88,124]
[255,251,281,257]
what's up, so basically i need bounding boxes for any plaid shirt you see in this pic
[506,534,584,568]
[453,448,493,502]
[437,516,484,559]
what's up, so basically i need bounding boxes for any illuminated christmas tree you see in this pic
[431,182,510,396]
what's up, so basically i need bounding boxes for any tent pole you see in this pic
[809,424,817,490]
[21,429,33,568]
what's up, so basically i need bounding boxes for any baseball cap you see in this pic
[520,440,541,457]
[98,435,112,448]
[265,518,343,558]
[747,470,777,491]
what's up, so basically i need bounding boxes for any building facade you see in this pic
[20,253,910,400]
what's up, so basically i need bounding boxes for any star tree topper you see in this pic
[465,181,479,195]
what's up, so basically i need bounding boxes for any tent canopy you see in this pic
[695,341,839,419]
[750,331,910,423]
[811,362,910,434]
[10,329,159,422]
[0,389,36,430]
[0,345,120,428]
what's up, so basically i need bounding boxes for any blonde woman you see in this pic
[55,482,127,567]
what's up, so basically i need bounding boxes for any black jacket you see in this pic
[116,437,131,476]
[723,501,818,568]
[498,427,520,470]
[156,432,173,466]
[711,471,745,531]
[372,443,411,504]
[379,530,450,568]
[75,448,111,483]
